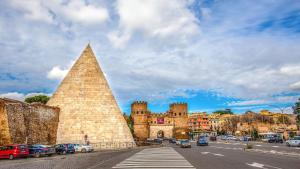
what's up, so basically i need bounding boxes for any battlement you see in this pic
[170,102,188,106]
[150,113,168,117]
[132,101,147,105]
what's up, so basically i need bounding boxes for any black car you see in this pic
[268,137,283,143]
[28,144,56,157]
[169,138,176,143]
[55,144,75,154]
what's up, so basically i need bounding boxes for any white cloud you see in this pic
[109,0,199,47]
[0,92,51,101]
[228,95,299,107]
[280,64,300,76]
[61,0,109,25]
[9,0,54,23]
[47,60,75,80]
[290,81,300,90]
[107,31,131,49]
[9,0,109,25]
[47,66,69,80]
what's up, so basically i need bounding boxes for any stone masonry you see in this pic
[0,98,59,146]
[47,44,135,149]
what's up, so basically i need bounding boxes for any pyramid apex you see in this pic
[84,43,93,52]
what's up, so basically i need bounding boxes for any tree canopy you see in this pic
[213,109,234,115]
[25,95,50,104]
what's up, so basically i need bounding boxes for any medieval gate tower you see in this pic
[131,101,189,141]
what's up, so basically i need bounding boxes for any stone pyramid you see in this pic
[47,44,135,149]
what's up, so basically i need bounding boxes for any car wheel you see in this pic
[9,154,14,160]
[81,149,87,153]
[48,154,52,157]
[286,143,290,147]
[35,152,41,158]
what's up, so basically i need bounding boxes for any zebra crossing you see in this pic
[112,147,195,169]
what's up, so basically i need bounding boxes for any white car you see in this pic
[74,144,94,153]
[286,136,300,147]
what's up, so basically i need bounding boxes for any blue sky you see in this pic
[0,0,300,114]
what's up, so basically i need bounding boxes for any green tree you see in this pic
[123,113,134,134]
[293,98,300,130]
[251,128,259,140]
[25,95,50,104]
[213,109,234,115]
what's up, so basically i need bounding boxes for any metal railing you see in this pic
[86,142,136,150]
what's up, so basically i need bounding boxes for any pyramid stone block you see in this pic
[47,44,135,149]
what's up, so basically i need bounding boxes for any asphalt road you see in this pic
[0,141,299,169]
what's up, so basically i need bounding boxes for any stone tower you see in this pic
[169,103,189,139]
[131,101,149,141]
[47,44,135,149]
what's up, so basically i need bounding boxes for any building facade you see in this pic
[131,101,189,141]
[188,112,211,139]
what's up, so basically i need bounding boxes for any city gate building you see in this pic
[131,101,189,141]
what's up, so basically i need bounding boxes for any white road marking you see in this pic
[200,151,224,157]
[246,162,282,169]
[213,153,224,157]
[272,146,279,148]
[255,145,262,147]
[295,148,300,150]
[112,147,195,168]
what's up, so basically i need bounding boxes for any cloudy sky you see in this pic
[0,0,300,114]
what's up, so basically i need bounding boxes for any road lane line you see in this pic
[246,162,282,169]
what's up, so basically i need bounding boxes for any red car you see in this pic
[0,144,29,160]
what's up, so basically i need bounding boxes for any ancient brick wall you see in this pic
[0,101,11,145]
[0,98,59,146]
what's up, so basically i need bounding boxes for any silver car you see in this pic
[286,136,300,147]
[74,144,94,153]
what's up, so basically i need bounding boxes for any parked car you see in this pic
[169,138,176,144]
[227,136,238,141]
[267,136,284,143]
[240,136,252,141]
[176,139,182,145]
[74,144,94,153]
[209,136,217,141]
[180,140,191,148]
[197,136,209,146]
[0,144,29,160]
[221,135,228,140]
[55,144,75,154]
[28,144,56,157]
[286,136,300,147]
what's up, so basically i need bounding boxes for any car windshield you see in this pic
[292,137,300,140]
[19,145,27,149]
[67,144,74,148]
[181,140,189,144]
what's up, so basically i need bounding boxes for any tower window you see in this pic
[174,113,177,116]
[179,113,181,116]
